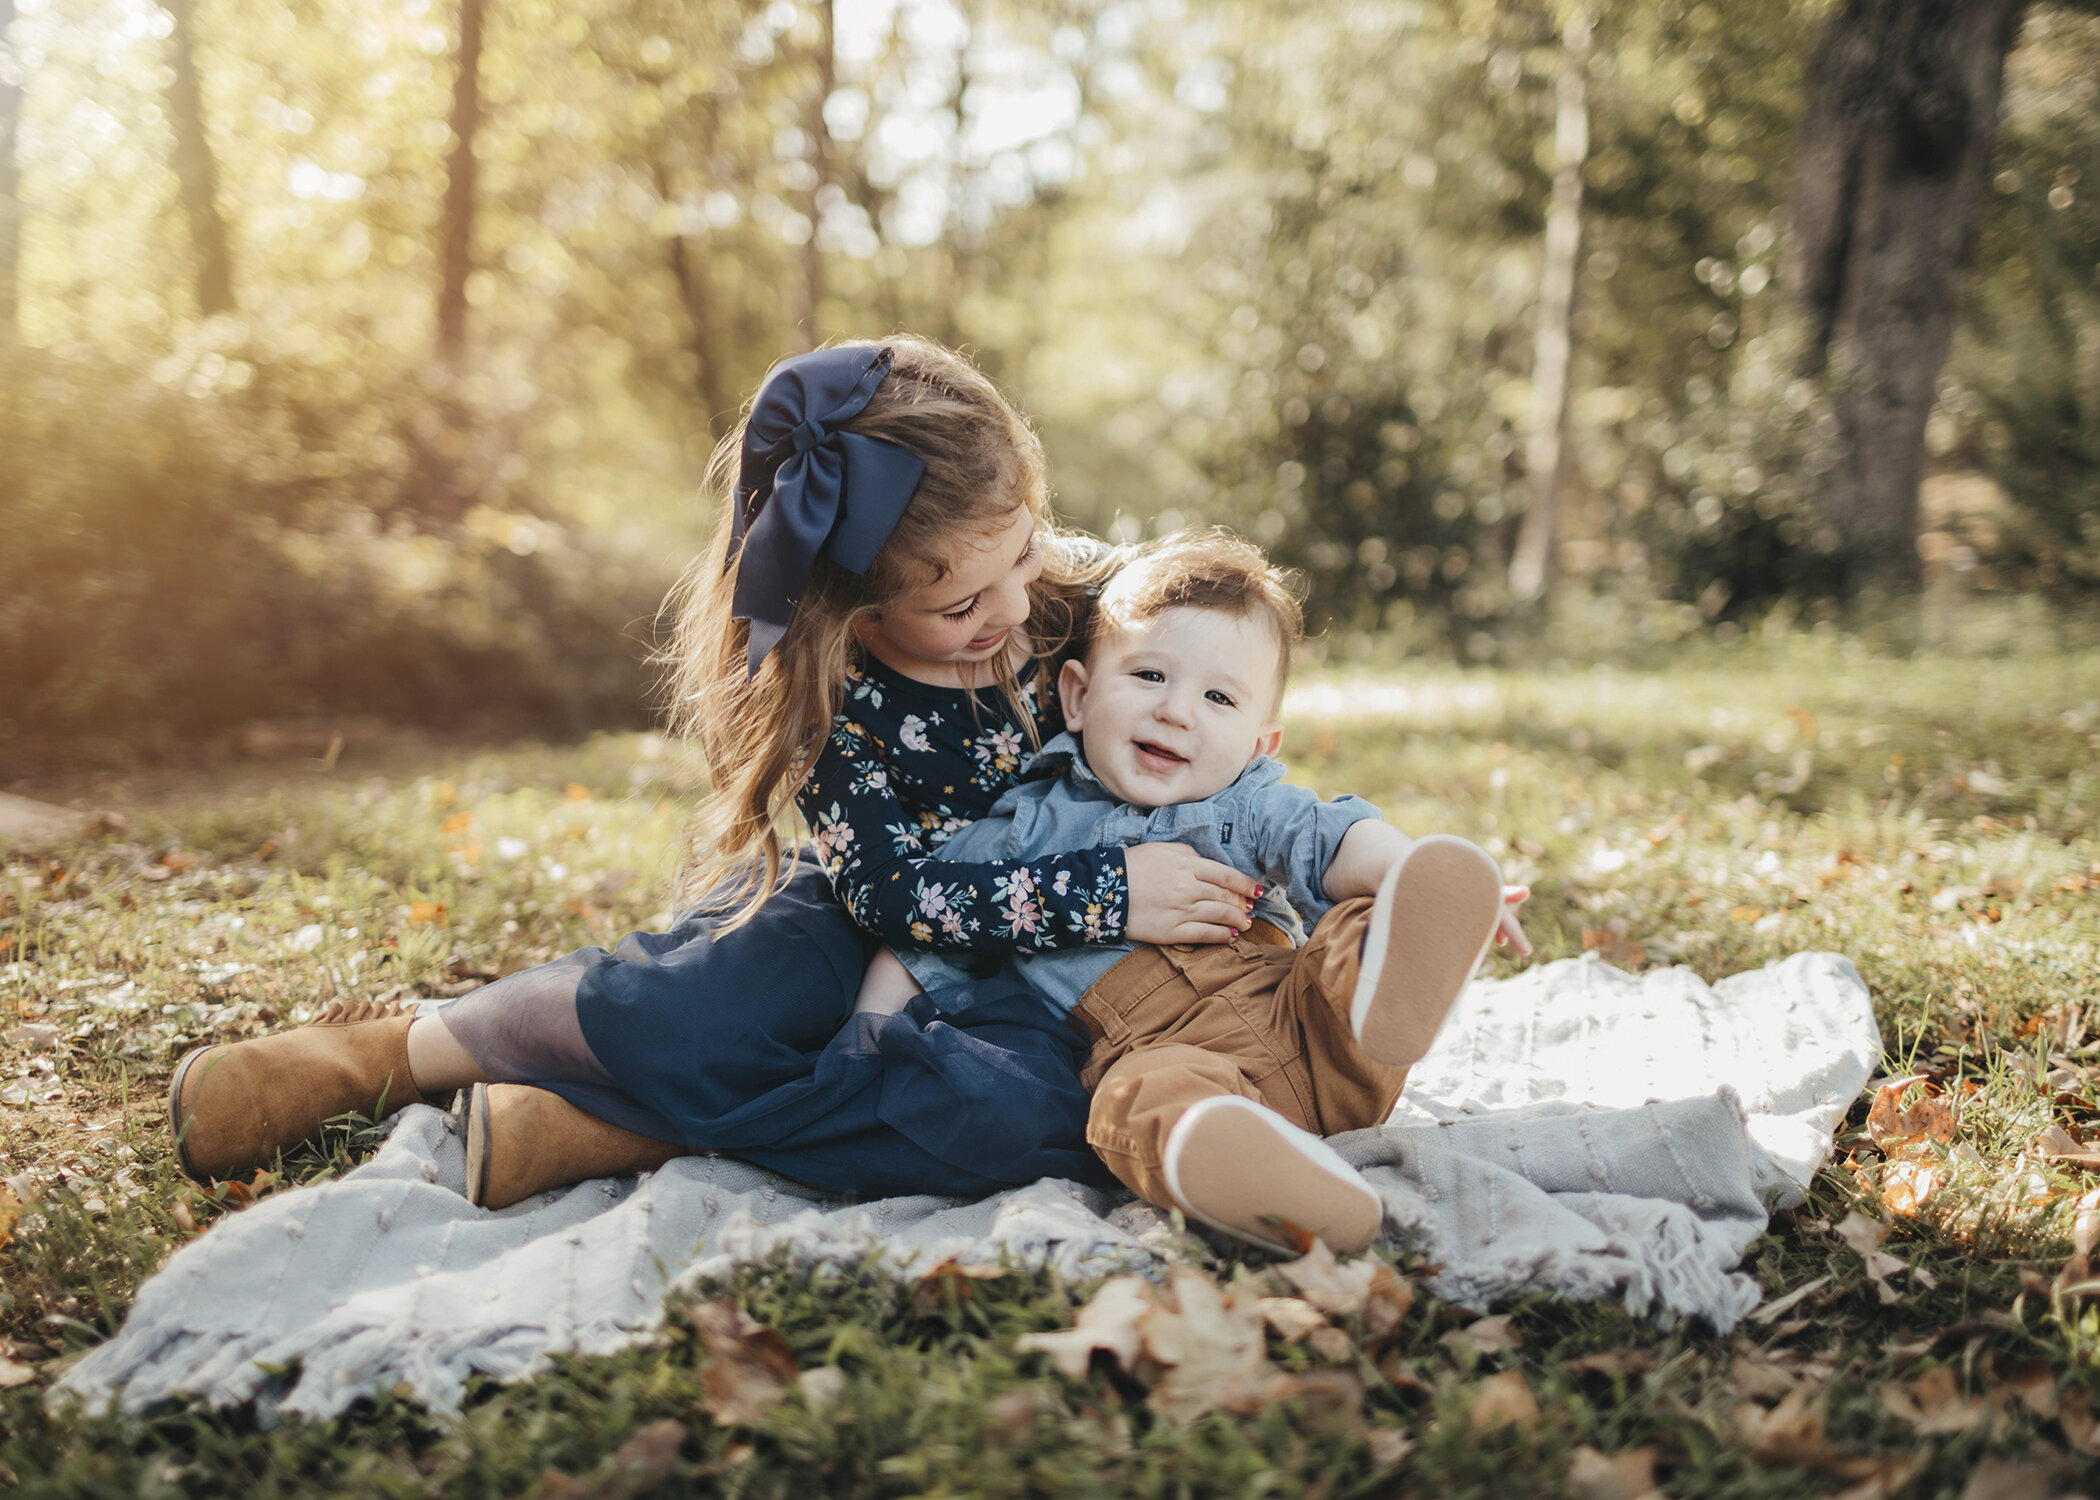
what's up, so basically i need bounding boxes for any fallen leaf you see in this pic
[0,1191,18,1250]
[537,1418,686,1499]
[1566,1348,1660,1380]
[690,1301,798,1427]
[1257,1296,1327,1344]
[565,783,593,802]
[1866,1077,1959,1150]
[1307,1325,1355,1363]
[1736,1386,1827,1466]
[795,1365,845,1415]
[0,1357,37,1389]
[407,900,447,926]
[1730,1359,1796,1401]
[1995,1356,2057,1419]
[169,1196,198,1234]
[1146,1267,1270,1424]
[1747,1273,1832,1324]
[1015,1275,1154,1380]
[1364,1426,1415,1466]
[911,1258,1011,1313]
[1833,1453,1929,1500]
[1566,1443,1659,1500]
[1957,1455,2060,1500]
[985,1388,1058,1448]
[441,812,473,834]
[2057,1387,2100,1457]
[1467,1369,1539,1434]
[1215,1367,1364,1422]
[1877,1365,1986,1435]
[1463,1313,1522,1355]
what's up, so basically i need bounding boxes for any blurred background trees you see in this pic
[1,0,2096,764]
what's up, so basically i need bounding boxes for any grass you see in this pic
[4,632,2100,1496]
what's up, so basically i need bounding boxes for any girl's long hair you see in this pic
[661,335,1111,924]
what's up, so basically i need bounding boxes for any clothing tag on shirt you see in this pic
[1219,821,1233,845]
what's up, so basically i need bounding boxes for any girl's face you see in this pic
[857,504,1042,686]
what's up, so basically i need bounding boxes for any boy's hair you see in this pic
[1091,528,1305,703]
[662,336,1110,922]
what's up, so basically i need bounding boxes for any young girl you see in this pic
[169,337,1262,1208]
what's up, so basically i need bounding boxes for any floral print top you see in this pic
[796,655,1131,956]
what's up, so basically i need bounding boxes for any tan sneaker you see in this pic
[167,999,432,1186]
[462,1083,687,1210]
[1350,835,1503,1068]
[1162,1095,1383,1255]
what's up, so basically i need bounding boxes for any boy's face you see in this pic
[1058,605,1285,808]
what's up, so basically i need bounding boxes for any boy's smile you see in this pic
[1059,606,1286,809]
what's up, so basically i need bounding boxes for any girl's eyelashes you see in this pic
[937,530,1038,623]
[942,598,983,623]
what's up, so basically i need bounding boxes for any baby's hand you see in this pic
[1494,885,1532,956]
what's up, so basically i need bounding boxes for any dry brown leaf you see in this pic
[1462,1313,1521,1355]
[1957,1455,2061,1500]
[1273,1241,1386,1316]
[1832,1453,1929,1500]
[985,1388,1059,1449]
[1566,1348,1660,1380]
[1257,1295,1328,1344]
[1466,1369,1539,1434]
[1364,1426,1415,1466]
[1747,1273,1832,1324]
[690,1302,798,1427]
[1866,1077,1959,1149]
[1735,1387,1828,1466]
[1146,1267,1270,1424]
[0,1357,37,1390]
[1308,1325,1355,1364]
[1015,1275,1155,1381]
[1995,1356,2057,1419]
[538,1418,687,1499]
[0,1190,19,1251]
[1566,1443,1660,1500]
[1214,1367,1365,1422]
[1877,1365,1986,1435]
[911,1258,1012,1312]
[1730,1359,1796,1401]
[2057,1387,2100,1457]
[407,900,447,926]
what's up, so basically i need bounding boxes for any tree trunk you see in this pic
[163,0,235,317]
[799,0,834,348]
[1509,9,1591,604]
[436,0,487,362]
[1786,0,2028,588]
[0,0,21,339]
[653,159,729,438]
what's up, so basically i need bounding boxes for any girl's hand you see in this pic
[1494,884,1533,955]
[1123,843,1264,945]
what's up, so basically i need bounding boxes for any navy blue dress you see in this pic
[435,653,1129,1198]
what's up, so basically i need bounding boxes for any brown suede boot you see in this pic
[462,1083,687,1210]
[167,999,433,1186]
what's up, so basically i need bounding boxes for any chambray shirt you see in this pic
[900,731,1383,1015]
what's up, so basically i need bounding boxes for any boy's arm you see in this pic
[1324,819,1535,953]
[1321,818,1416,901]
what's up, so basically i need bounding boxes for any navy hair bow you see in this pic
[726,345,927,677]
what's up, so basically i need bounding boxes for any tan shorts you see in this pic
[1069,897,1409,1208]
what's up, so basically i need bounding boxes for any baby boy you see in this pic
[855,529,1527,1254]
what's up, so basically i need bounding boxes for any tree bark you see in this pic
[1786,0,2028,588]
[163,0,235,317]
[799,0,834,348]
[653,159,729,438]
[0,0,21,338]
[436,0,487,362]
[1509,9,1591,604]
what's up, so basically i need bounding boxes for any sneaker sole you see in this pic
[1163,1095,1382,1255]
[165,1044,218,1186]
[1350,834,1503,1067]
[462,1082,493,1207]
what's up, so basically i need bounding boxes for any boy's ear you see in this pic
[1252,721,1283,762]
[1057,657,1091,731]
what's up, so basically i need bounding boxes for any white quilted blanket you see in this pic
[57,951,1879,1422]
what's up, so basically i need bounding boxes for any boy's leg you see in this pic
[1280,835,1503,1133]
[1089,1043,1381,1254]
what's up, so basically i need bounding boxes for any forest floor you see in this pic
[3,638,2100,1497]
